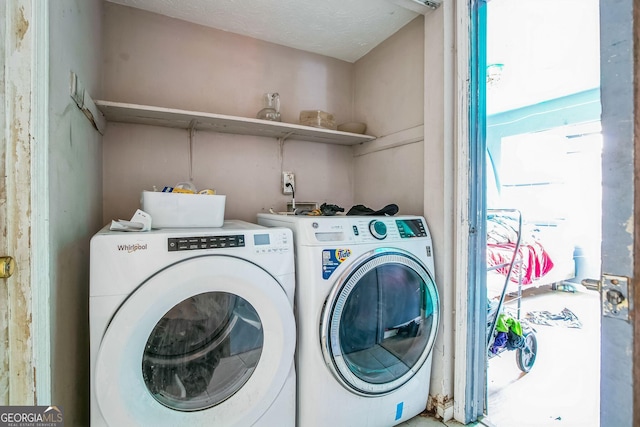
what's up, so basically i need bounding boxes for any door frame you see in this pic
[453,0,486,423]
[32,0,51,405]
[600,0,637,425]
[457,0,639,425]
[0,0,50,405]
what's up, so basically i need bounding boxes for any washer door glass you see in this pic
[323,251,439,395]
[142,292,263,411]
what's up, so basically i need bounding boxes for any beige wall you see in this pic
[100,3,455,421]
[102,4,354,123]
[354,16,425,138]
[48,0,104,425]
[353,142,425,215]
[352,16,425,216]
[103,124,354,222]
[102,3,357,222]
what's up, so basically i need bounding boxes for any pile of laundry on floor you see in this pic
[525,307,582,329]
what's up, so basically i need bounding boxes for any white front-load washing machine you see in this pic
[89,220,296,427]
[258,214,440,427]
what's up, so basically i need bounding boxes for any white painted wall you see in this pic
[48,0,104,425]
[102,3,356,222]
[423,4,457,418]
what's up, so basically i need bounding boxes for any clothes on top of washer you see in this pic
[346,204,399,216]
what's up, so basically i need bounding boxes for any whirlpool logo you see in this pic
[117,243,148,253]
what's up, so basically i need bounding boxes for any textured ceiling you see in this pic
[105,0,420,63]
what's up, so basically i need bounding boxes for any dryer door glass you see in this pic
[324,252,439,395]
[142,291,264,411]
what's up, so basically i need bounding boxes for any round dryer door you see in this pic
[95,255,295,426]
[321,249,440,395]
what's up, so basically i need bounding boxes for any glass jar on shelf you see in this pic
[257,93,281,122]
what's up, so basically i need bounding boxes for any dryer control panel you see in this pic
[257,213,431,245]
[395,219,428,238]
[350,218,429,242]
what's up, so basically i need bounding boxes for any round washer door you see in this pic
[321,249,440,395]
[95,255,295,427]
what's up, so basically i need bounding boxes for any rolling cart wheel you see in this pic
[516,331,537,373]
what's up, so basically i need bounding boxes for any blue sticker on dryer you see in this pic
[322,249,351,280]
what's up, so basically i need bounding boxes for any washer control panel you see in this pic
[168,230,291,254]
[168,235,246,251]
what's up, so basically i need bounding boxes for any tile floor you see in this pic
[398,413,476,427]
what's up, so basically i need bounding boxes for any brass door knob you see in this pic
[0,256,15,279]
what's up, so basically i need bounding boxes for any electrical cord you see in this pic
[286,182,295,210]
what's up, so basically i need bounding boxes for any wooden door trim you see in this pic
[31,0,51,404]
[6,0,35,403]
[0,0,49,405]
[633,1,639,424]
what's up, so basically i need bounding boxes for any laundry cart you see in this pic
[486,209,537,373]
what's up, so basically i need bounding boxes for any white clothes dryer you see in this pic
[258,214,440,427]
[90,220,296,427]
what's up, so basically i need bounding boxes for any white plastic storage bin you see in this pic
[141,191,226,228]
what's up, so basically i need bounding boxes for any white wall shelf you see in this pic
[95,100,376,146]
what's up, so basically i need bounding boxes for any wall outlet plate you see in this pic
[282,171,295,194]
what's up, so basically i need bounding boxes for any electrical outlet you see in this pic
[282,171,295,194]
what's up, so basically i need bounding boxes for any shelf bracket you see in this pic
[278,131,295,144]
[188,119,198,182]
[70,71,106,134]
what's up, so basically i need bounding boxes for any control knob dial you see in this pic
[369,220,387,240]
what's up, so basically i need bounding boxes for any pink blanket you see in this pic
[487,241,555,285]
